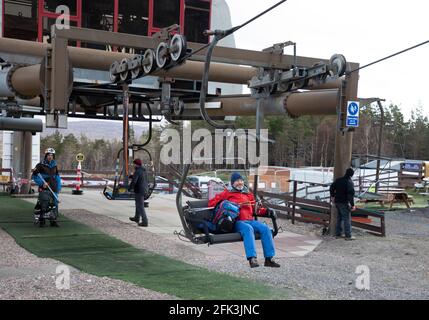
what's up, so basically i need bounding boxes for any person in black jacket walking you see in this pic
[330,168,356,240]
[128,159,149,227]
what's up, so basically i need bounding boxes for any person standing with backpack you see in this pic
[128,158,149,227]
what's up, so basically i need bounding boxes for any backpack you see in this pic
[211,200,240,233]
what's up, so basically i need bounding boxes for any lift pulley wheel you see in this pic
[130,55,144,79]
[143,49,156,74]
[169,34,187,62]
[329,54,347,77]
[109,61,120,82]
[173,98,185,116]
[119,58,132,82]
[156,42,170,69]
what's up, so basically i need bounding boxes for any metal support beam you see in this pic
[20,131,33,194]
[122,83,130,188]
[330,65,360,236]
[0,117,43,132]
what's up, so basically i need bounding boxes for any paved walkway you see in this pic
[24,189,322,259]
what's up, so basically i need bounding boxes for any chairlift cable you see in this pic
[347,39,429,74]
[182,0,288,61]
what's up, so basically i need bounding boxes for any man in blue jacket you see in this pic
[32,148,62,227]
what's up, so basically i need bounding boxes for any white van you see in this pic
[188,176,224,193]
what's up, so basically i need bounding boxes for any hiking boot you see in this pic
[50,221,60,227]
[129,217,138,222]
[264,258,281,268]
[138,222,148,227]
[248,257,259,268]
[345,236,356,241]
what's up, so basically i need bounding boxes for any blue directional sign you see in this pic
[346,101,360,128]
[346,117,359,127]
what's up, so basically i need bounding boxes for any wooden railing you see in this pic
[258,187,386,237]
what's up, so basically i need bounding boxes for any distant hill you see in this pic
[42,120,149,141]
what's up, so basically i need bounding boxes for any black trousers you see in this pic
[135,193,148,224]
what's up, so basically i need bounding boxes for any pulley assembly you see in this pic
[109,33,188,83]
[248,53,348,98]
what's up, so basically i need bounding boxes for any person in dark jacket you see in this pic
[208,172,280,268]
[330,168,356,240]
[128,158,149,227]
[32,147,62,227]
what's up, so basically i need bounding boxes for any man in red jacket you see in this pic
[208,172,280,268]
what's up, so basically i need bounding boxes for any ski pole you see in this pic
[37,173,60,203]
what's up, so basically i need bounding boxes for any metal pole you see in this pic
[292,180,297,224]
[20,131,33,194]
[330,69,358,236]
[122,83,130,188]
[37,173,60,203]
[253,98,264,200]
[375,100,384,193]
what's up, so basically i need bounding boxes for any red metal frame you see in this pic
[38,0,82,43]
[2,0,4,37]
[114,0,119,33]
[148,0,186,36]
[1,0,211,43]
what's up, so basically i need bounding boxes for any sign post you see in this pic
[72,153,85,195]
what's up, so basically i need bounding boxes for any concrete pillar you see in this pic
[12,132,24,180]
[11,128,34,194]
[20,131,33,194]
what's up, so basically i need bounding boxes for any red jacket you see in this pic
[208,187,267,221]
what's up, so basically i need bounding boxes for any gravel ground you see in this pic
[0,228,176,300]
[2,206,428,300]
[59,208,429,300]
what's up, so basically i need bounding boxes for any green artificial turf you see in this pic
[0,196,288,300]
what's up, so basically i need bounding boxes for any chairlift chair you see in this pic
[175,163,279,245]
[103,146,156,202]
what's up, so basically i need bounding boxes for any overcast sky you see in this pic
[225,0,429,119]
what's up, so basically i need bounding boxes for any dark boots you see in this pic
[50,220,60,227]
[130,217,148,227]
[248,257,280,268]
[264,258,280,268]
[248,257,259,268]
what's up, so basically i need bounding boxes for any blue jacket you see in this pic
[32,159,62,193]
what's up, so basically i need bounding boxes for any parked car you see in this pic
[153,176,176,194]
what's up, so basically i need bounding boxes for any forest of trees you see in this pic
[41,104,429,171]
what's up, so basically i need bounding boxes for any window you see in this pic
[4,0,38,41]
[153,0,180,29]
[81,0,114,49]
[118,0,149,36]
[184,0,210,43]
[37,0,81,43]
[41,16,78,45]
[82,0,114,31]
[44,0,77,15]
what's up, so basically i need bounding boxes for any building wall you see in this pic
[1,131,40,173]
[209,0,242,96]
[0,130,3,167]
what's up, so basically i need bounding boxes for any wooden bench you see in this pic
[387,192,413,209]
